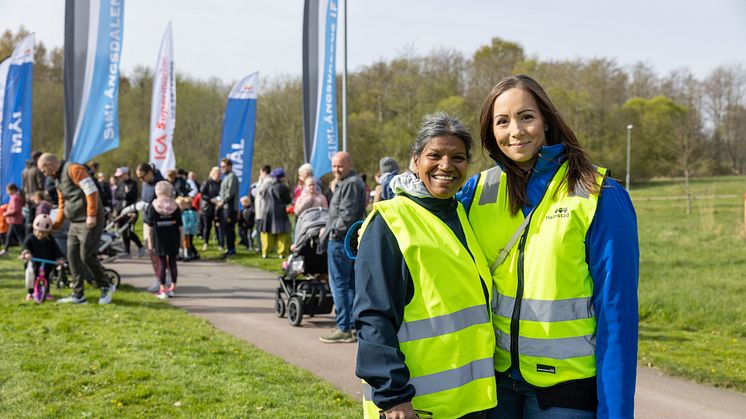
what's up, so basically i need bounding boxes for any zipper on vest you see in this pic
[509,221,531,374]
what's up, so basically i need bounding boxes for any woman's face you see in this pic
[492,88,547,170]
[413,135,468,199]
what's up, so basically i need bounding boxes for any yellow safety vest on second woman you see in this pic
[468,162,606,388]
[360,196,497,419]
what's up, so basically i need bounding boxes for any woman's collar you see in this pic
[534,143,566,173]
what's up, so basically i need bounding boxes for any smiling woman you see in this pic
[354,113,497,419]
[459,75,640,419]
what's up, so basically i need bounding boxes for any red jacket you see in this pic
[4,193,24,225]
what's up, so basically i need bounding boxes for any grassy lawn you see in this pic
[0,250,358,417]
[630,175,746,392]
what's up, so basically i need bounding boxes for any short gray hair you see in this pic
[411,112,473,160]
[298,163,314,177]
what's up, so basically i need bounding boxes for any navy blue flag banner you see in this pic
[0,34,34,203]
[149,22,176,173]
[303,0,339,176]
[65,0,124,164]
[218,72,259,203]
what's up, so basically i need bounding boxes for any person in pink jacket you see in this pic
[0,183,26,256]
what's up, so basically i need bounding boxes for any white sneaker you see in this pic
[57,294,87,304]
[156,290,169,300]
[201,243,208,251]
[98,286,115,305]
[146,281,161,292]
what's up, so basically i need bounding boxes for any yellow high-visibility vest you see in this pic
[360,196,497,418]
[469,162,605,387]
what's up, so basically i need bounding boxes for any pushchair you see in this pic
[274,207,334,327]
[97,212,131,262]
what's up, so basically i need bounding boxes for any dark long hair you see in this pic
[479,75,599,215]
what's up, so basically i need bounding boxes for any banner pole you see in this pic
[342,0,347,152]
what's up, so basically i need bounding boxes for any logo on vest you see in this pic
[536,364,556,374]
[545,207,570,221]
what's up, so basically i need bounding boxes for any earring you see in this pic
[545,125,549,132]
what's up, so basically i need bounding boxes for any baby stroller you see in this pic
[275,207,333,326]
[97,212,131,262]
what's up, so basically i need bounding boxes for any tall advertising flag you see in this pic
[149,22,176,173]
[218,72,258,202]
[302,0,339,176]
[0,34,34,203]
[65,0,125,164]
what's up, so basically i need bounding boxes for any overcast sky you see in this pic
[2,0,745,84]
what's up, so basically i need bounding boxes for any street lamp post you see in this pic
[625,124,634,192]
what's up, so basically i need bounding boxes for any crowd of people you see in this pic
[0,149,397,305]
[0,73,641,418]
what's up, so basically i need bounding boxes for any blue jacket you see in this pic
[181,208,199,236]
[457,144,639,419]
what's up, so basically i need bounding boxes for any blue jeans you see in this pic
[327,239,355,332]
[487,376,595,419]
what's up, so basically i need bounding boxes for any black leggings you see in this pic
[201,212,216,245]
[157,254,178,286]
[2,224,25,251]
[123,225,142,253]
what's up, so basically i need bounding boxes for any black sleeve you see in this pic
[353,213,416,411]
[281,184,292,206]
[22,235,34,253]
[143,205,154,226]
[125,181,138,205]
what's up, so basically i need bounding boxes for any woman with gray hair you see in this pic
[354,112,497,418]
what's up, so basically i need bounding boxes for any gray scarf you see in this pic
[388,171,432,199]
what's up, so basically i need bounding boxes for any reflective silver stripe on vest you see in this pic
[362,383,373,401]
[495,329,596,360]
[478,166,503,205]
[492,294,595,322]
[397,305,490,343]
[409,357,494,397]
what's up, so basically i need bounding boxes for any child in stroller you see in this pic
[274,207,334,326]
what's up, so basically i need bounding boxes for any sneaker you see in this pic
[0,249,7,257]
[57,294,87,304]
[146,281,161,292]
[201,243,208,251]
[25,294,33,301]
[218,246,223,252]
[156,290,169,300]
[98,286,115,305]
[167,284,176,298]
[319,328,357,344]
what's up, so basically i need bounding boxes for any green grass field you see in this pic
[0,250,357,417]
[631,176,746,392]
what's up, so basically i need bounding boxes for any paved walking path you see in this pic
[111,258,746,418]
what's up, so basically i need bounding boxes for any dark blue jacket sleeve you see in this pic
[353,213,415,410]
[587,178,639,419]
[456,173,480,214]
